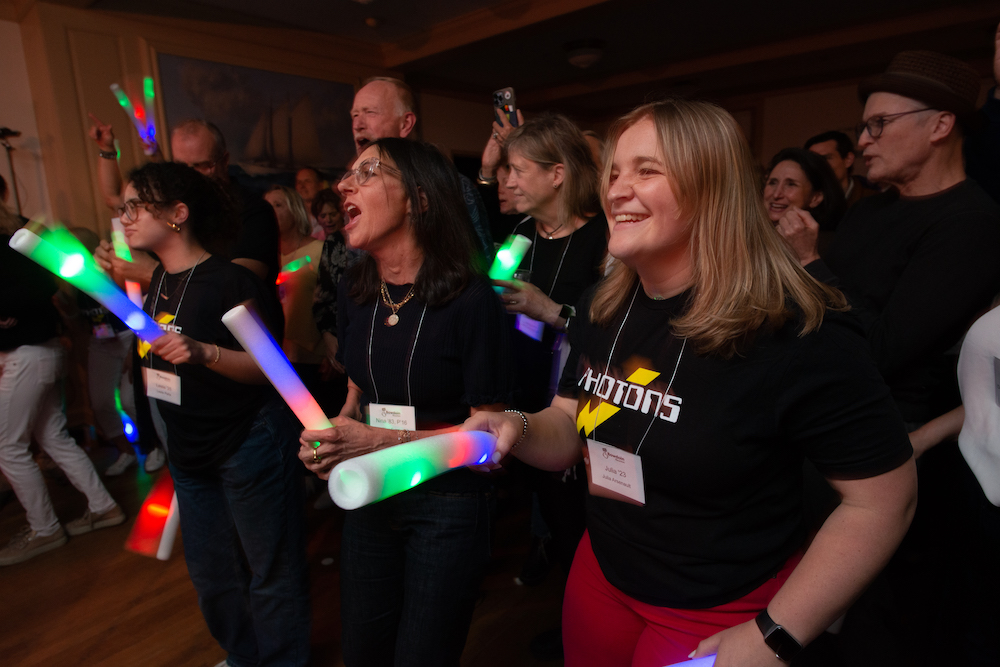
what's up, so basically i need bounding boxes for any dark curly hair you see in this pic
[126,161,236,254]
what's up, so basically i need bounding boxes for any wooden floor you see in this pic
[0,443,566,667]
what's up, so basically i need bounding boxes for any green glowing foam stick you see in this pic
[328,431,498,509]
[488,234,531,289]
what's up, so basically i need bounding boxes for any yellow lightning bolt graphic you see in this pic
[577,367,661,436]
[137,313,174,358]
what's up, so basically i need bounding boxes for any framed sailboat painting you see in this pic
[156,53,357,187]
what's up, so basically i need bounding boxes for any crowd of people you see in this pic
[1,21,1000,667]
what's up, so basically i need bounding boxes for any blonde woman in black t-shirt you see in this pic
[464,99,918,667]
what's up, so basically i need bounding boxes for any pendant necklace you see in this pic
[380,279,416,326]
[538,221,565,239]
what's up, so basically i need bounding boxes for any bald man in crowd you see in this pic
[350,77,494,256]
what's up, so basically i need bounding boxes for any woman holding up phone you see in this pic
[463,99,917,666]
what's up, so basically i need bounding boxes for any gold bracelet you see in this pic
[208,344,221,366]
[397,429,412,444]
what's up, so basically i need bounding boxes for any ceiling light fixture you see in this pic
[564,39,605,69]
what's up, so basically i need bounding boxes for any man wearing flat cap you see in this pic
[780,50,1000,427]
[779,49,1000,666]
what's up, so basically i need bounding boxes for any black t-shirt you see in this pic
[558,285,912,609]
[228,184,280,287]
[143,255,284,473]
[813,180,1000,422]
[0,236,61,351]
[509,214,608,411]
[511,214,608,308]
[337,274,515,492]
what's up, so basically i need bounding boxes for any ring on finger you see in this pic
[313,448,322,463]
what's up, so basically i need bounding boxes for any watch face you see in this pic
[765,626,801,661]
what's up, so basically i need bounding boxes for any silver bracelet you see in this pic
[504,409,528,450]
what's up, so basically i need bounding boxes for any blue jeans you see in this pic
[170,399,310,667]
[340,481,495,667]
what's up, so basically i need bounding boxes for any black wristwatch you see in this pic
[755,609,802,662]
[558,304,575,332]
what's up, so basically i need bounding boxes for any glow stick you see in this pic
[8,228,164,343]
[111,217,144,307]
[111,83,146,140]
[155,492,180,561]
[125,469,175,558]
[275,255,311,285]
[221,304,333,431]
[114,385,139,444]
[489,233,531,292]
[328,430,497,509]
[142,76,156,144]
[111,82,156,152]
[661,656,715,667]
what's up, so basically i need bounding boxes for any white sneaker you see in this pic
[105,452,137,476]
[144,447,166,473]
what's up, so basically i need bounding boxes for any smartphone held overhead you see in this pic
[493,87,518,127]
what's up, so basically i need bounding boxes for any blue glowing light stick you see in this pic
[8,228,164,343]
[221,304,333,432]
[661,655,716,667]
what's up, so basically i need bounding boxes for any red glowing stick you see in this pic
[124,469,176,558]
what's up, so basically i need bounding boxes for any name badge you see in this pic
[583,439,646,506]
[367,403,416,430]
[92,323,115,339]
[143,368,181,405]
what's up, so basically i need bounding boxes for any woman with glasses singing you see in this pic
[463,99,917,666]
[299,138,514,667]
[121,162,310,666]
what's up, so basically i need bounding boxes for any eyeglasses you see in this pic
[118,198,150,221]
[339,158,400,186]
[855,108,934,140]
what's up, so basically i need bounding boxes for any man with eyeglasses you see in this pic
[778,49,1000,666]
[349,77,494,258]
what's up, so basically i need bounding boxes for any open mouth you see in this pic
[355,136,371,150]
[344,203,361,225]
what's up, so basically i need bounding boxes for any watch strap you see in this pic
[755,609,802,662]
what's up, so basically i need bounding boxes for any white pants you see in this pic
[88,330,136,440]
[0,340,116,535]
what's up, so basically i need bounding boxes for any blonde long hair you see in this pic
[591,99,846,358]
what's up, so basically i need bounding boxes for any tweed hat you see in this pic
[859,50,982,127]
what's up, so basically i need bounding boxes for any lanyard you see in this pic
[593,281,686,455]
[147,252,205,373]
[514,217,573,298]
[366,287,428,407]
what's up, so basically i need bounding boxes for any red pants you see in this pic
[562,531,799,667]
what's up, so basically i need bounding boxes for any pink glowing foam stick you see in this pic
[328,431,497,509]
[221,304,333,431]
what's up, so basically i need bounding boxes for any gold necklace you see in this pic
[380,279,416,327]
